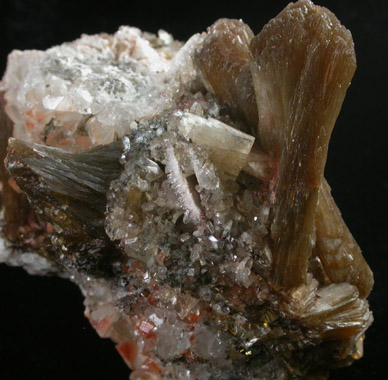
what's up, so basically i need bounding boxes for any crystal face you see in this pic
[0,1,373,379]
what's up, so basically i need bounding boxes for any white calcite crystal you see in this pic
[1,26,200,148]
[0,1,373,380]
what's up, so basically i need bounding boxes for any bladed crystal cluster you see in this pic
[0,1,373,379]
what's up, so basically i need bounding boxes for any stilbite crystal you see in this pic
[250,0,358,289]
[0,1,373,379]
[315,179,374,298]
[194,19,258,132]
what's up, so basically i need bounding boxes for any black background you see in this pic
[0,0,387,379]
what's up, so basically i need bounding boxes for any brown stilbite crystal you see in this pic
[315,179,374,298]
[194,19,258,132]
[250,0,358,289]
[0,1,373,379]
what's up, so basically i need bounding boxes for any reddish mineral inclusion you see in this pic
[0,1,373,379]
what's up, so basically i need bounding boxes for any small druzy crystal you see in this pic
[0,1,373,379]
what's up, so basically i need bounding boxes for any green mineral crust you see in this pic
[0,1,373,379]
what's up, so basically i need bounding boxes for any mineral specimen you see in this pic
[0,1,373,379]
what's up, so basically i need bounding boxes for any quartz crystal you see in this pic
[0,1,373,379]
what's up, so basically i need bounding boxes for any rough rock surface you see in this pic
[0,1,373,379]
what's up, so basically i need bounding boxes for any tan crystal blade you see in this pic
[250,0,357,288]
[303,283,371,339]
[285,280,372,340]
[315,179,374,298]
[194,19,258,131]
[177,112,255,178]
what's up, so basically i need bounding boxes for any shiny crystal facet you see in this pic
[177,112,255,178]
